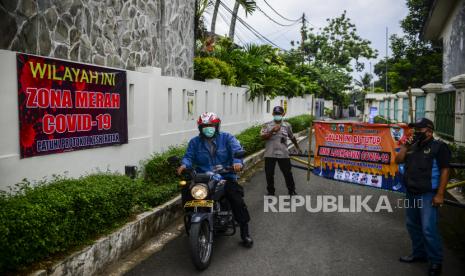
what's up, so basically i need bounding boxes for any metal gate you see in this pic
[435,91,455,139]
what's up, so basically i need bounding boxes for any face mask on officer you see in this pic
[412,128,431,144]
[202,126,216,138]
[273,115,283,122]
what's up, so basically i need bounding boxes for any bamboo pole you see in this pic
[307,122,313,182]
[446,180,465,190]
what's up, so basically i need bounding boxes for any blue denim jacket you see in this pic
[181,132,244,180]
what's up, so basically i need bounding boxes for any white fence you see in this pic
[0,50,313,190]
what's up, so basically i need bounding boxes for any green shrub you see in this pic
[194,57,237,86]
[0,174,180,273]
[286,114,313,133]
[143,146,186,185]
[373,115,392,124]
[236,125,265,156]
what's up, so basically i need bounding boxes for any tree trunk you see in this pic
[229,0,240,40]
[210,0,220,35]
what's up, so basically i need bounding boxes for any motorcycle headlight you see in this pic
[191,184,208,200]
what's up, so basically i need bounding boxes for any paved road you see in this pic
[126,148,464,276]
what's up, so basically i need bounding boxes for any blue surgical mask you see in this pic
[202,127,216,138]
[273,115,283,121]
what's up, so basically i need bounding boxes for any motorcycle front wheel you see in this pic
[189,220,213,270]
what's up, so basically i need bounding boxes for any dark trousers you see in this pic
[181,180,250,225]
[265,157,296,194]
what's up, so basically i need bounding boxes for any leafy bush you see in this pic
[236,125,265,156]
[286,114,313,133]
[193,57,236,86]
[373,115,392,124]
[143,146,186,185]
[0,174,180,272]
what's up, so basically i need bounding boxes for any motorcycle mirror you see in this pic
[233,150,246,159]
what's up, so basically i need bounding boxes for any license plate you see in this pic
[184,200,214,208]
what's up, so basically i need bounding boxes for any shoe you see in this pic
[240,224,253,248]
[428,263,442,276]
[241,236,254,248]
[289,191,297,196]
[399,255,428,263]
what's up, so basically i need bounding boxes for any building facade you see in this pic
[0,0,195,77]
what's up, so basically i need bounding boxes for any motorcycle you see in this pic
[168,150,245,270]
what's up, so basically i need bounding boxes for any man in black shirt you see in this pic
[395,118,451,276]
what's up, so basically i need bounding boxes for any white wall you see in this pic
[0,50,313,190]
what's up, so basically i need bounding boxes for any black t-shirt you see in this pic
[404,139,451,194]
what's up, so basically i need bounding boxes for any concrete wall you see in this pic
[441,0,465,83]
[0,0,194,77]
[0,49,314,190]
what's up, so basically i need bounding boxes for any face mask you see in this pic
[202,127,216,138]
[273,115,283,121]
[413,131,427,144]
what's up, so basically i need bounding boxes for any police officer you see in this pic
[395,118,451,276]
[260,106,302,196]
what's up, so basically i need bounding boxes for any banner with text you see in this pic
[17,53,128,158]
[313,121,409,192]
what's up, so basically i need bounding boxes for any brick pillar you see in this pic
[421,83,442,124]
[450,74,465,145]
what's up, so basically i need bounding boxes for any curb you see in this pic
[31,130,310,276]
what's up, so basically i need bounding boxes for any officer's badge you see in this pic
[338,124,345,132]
[331,124,337,131]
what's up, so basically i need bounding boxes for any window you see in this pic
[266,100,270,113]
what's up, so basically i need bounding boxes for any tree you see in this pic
[195,0,211,41]
[373,0,441,92]
[229,0,256,40]
[300,11,378,72]
[210,0,221,35]
[287,11,377,108]
[354,73,373,91]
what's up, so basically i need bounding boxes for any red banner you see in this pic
[17,53,128,158]
[313,121,410,192]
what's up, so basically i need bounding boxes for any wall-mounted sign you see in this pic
[16,53,128,158]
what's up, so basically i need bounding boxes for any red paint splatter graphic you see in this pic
[20,123,36,148]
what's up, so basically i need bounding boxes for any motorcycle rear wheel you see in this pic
[189,220,212,270]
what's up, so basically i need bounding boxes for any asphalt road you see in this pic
[126,148,464,276]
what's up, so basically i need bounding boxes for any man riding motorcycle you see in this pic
[177,112,253,248]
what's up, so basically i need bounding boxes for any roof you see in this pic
[422,0,461,40]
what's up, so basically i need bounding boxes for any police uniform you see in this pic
[260,120,297,195]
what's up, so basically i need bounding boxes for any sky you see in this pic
[203,0,410,83]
